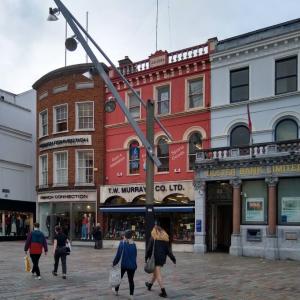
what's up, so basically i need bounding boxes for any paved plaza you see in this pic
[0,242,300,300]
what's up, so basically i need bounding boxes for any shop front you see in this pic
[100,181,195,251]
[194,155,300,260]
[37,190,97,240]
[0,199,35,240]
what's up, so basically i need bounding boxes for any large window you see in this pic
[157,137,169,172]
[76,151,94,184]
[230,125,250,147]
[129,140,140,174]
[128,91,141,120]
[54,104,68,133]
[278,178,300,224]
[275,56,297,95]
[39,110,48,137]
[187,78,203,109]
[39,155,48,186]
[275,119,298,142]
[188,132,202,170]
[54,151,68,185]
[157,85,170,115]
[77,102,94,130]
[230,67,249,103]
[242,180,267,224]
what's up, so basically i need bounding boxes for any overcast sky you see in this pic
[1,0,300,94]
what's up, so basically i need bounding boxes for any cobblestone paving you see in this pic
[0,242,300,300]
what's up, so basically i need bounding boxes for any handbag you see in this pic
[144,240,155,274]
[65,241,71,255]
[109,242,124,287]
[24,255,31,272]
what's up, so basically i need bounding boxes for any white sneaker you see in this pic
[111,287,118,296]
[35,276,41,280]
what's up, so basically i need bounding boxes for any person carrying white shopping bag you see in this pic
[110,230,137,300]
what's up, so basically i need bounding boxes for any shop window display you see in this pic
[0,211,33,237]
[172,213,194,242]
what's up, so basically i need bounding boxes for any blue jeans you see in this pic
[81,224,87,239]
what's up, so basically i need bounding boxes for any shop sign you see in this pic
[281,197,300,223]
[272,164,300,174]
[196,219,202,232]
[245,198,264,222]
[149,51,168,68]
[38,191,97,202]
[39,135,92,151]
[205,168,236,177]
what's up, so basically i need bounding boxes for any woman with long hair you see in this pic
[145,225,176,298]
[112,229,137,300]
[52,225,69,279]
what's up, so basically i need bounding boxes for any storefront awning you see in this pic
[99,206,194,213]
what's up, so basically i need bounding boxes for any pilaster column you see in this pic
[230,178,242,235]
[265,177,278,236]
[264,176,279,260]
[229,178,242,256]
[193,180,207,253]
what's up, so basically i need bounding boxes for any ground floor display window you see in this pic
[38,202,96,240]
[0,211,33,237]
[242,180,267,224]
[278,178,300,224]
[103,211,194,243]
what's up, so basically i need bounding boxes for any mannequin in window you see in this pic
[87,213,94,240]
[46,214,51,237]
[81,213,88,240]
[11,214,17,236]
[5,214,11,236]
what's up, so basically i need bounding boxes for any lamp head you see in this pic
[65,36,78,51]
[47,7,59,21]
[104,97,116,113]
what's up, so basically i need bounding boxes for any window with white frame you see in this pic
[39,110,48,137]
[77,150,94,184]
[157,137,169,172]
[187,78,203,109]
[77,102,94,130]
[54,104,68,133]
[188,132,202,170]
[54,152,68,185]
[128,91,140,120]
[157,85,170,115]
[39,155,48,186]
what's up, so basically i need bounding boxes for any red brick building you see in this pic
[101,41,214,250]
[33,63,106,240]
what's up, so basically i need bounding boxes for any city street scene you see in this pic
[1,0,300,299]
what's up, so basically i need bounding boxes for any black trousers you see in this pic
[115,268,135,296]
[54,250,67,274]
[30,254,41,276]
[94,240,102,249]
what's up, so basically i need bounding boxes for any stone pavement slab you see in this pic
[0,242,300,299]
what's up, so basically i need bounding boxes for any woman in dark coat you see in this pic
[145,225,176,298]
[93,223,102,249]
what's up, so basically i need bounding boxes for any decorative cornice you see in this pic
[193,180,206,193]
[230,177,242,188]
[265,176,279,187]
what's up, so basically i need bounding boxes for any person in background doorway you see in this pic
[93,223,102,249]
[112,230,137,300]
[24,222,48,280]
[145,224,176,298]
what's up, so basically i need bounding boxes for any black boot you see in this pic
[145,282,153,291]
[159,288,167,298]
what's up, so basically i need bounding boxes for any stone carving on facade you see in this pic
[265,176,278,187]
[230,177,242,188]
[193,180,206,196]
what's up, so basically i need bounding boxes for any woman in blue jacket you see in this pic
[112,230,137,299]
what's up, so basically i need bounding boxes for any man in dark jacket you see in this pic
[145,225,176,298]
[24,222,48,280]
[93,223,102,249]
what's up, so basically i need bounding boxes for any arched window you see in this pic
[230,125,250,147]
[157,137,169,172]
[188,132,202,170]
[129,140,140,174]
[275,119,298,142]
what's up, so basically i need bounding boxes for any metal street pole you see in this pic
[145,99,155,247]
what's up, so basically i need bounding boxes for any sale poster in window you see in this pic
[246,198,264,222]
[281,197,300,223]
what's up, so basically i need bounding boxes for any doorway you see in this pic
[206,182,233,252]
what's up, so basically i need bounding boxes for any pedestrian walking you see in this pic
[24,222,48,280]
[112,230,137,300]
[145,225,176,298]
[93,223,102,249]
[52,225,69,279]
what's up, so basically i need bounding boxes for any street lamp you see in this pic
[47,0,172,245]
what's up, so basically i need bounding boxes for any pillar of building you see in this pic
[264,176,279,260]
[229,178,242,256]
[193,180,207,253]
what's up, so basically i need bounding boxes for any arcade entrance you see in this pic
[206,182,233,252]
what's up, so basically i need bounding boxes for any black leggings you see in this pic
[30,254,41,276]
[54,251,67,274]
[115,268,135,295]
